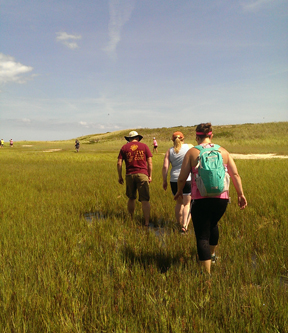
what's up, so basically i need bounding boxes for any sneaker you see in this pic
[211,254,217,264]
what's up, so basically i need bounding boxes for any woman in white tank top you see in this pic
[162,131,193,232]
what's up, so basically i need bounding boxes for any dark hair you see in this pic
[195,122,212,138]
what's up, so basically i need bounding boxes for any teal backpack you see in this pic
[194,144,230,197]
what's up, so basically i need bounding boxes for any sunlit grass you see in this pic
[0,124,287,332]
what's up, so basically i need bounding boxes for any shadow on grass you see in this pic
[122,244,197,274]
[82,210,176,229]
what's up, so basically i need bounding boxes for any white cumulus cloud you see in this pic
[0,53,33,84]
[56,32,82,49]
[103,0,135,60]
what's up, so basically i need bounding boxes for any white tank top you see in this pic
[169,143,191,182]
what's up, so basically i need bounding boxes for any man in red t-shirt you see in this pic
[117,131,153,226]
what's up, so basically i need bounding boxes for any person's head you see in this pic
[172,131,184,153]
[124,131,143,142]
[195,123,213,143]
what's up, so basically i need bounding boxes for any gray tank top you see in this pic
[169,143,191,182]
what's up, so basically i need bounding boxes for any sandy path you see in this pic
[160,153,288,159]
[230,153,288,160]
[43,149,62,153]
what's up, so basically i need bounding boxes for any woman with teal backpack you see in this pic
[174,123,247,275]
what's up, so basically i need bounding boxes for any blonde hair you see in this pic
[173,136,183,154]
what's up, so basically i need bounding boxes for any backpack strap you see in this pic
[194,144,221,170]
[194,145,203,169]
[194,145,204,152]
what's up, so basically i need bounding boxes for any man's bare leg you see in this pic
[141,201,150,226]
[127,199,135,220]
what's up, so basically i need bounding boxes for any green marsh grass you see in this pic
[0,123,287,332]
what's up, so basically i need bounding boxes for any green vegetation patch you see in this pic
[0,123,287,332]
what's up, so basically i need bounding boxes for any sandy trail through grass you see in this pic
[42,148,62,152]
[230,153,288,159]
[160,153,288,159]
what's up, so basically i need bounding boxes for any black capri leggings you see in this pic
[191,198,228,261]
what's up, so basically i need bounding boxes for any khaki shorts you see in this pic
[126,173,150,202]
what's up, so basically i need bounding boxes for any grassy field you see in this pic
[0,122,287,332]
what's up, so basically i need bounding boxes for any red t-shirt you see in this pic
[118,141,153,176]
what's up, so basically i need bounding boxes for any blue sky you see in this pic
[0,0,287,141]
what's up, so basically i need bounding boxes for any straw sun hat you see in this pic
[124,131,143,141]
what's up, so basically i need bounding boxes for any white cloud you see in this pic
[241,0,276,11]
[56,32,82,49]
[21,118,31,123]
[0,53,33,84]
[103,0,135,60]
[79,121,89,128]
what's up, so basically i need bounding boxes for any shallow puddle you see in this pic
[251,253,258,270]
[83,211,106,223]
[251,253,288,287]
[152,227,170,248]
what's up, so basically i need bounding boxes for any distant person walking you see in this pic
[153,137,158,153]
[162,131,193,232]
[10,139,13,147]
[117,131,153,226]
[0,139,4,148]
[174,123,247,275]
[75,139,80,152]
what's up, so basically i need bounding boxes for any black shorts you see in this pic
[170,181,191,196]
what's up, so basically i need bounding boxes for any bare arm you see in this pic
[227,154,247,210]
[174,150,193,200]
[147,157,152,183]
[117,158,124,184]
[162,150,170,190]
